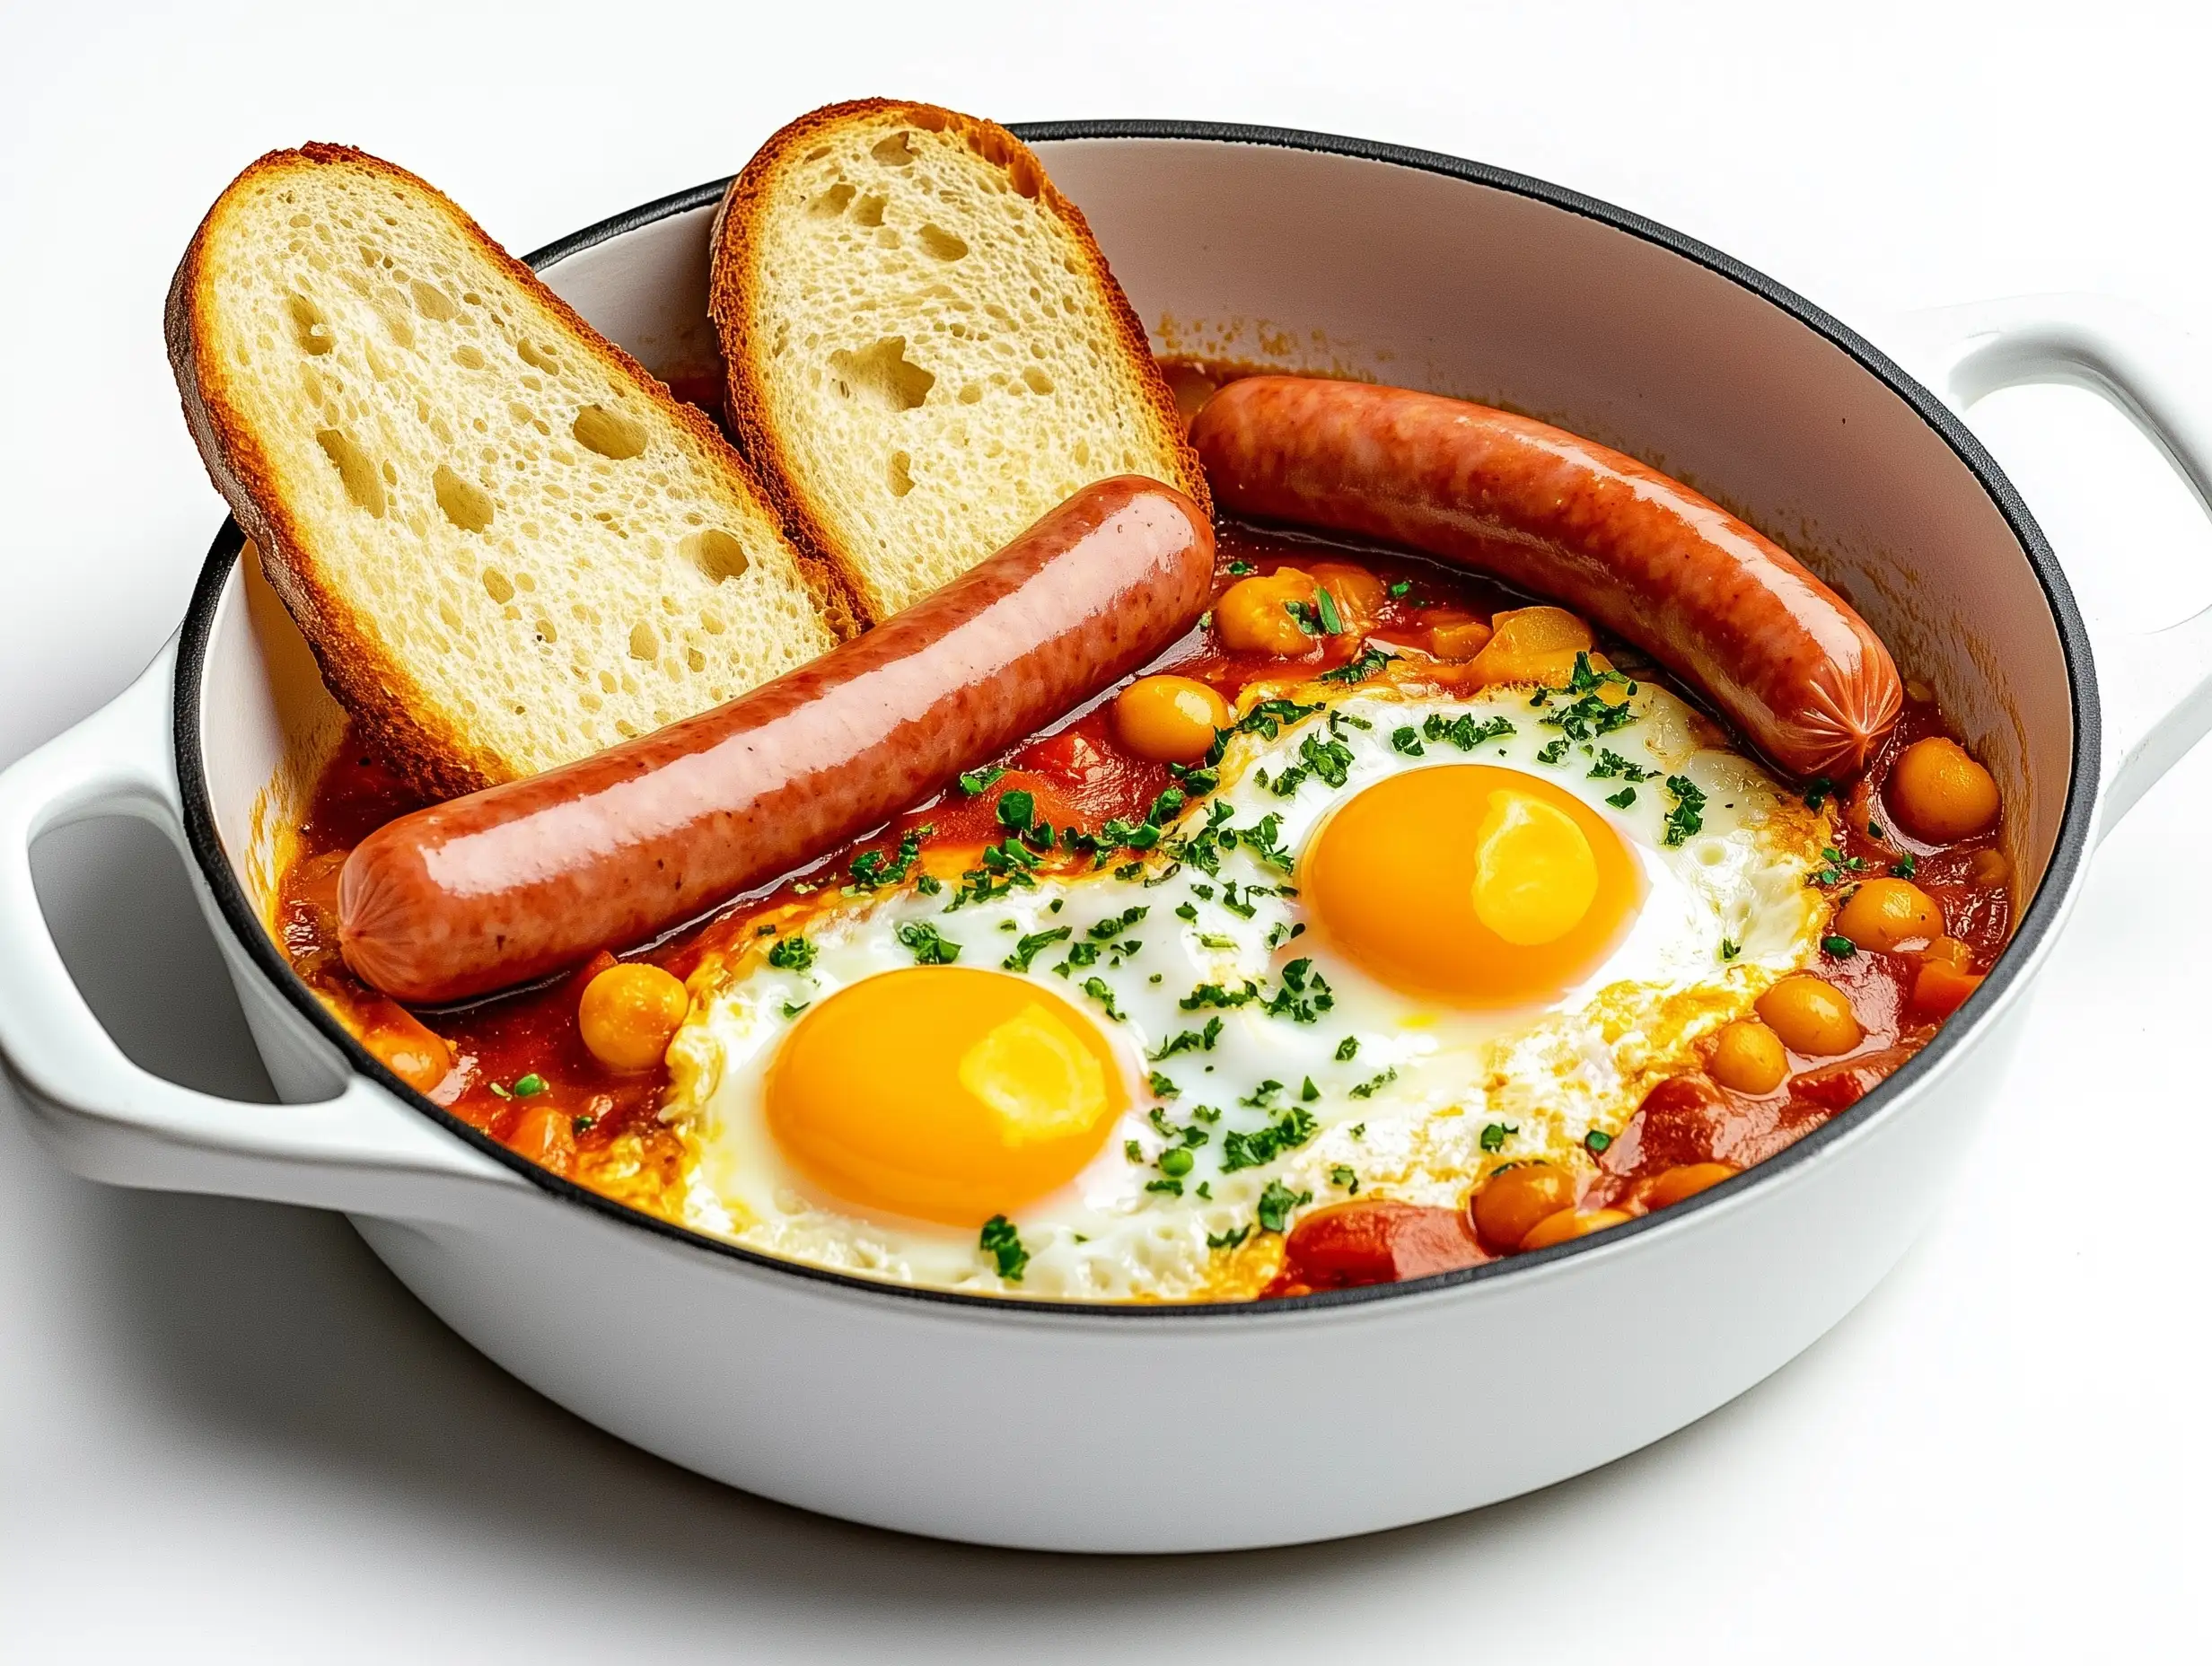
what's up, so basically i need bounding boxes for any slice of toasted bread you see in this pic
[170,143,852,800]
[710,101,1210,625]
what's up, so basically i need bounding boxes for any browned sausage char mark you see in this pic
[1189,377,1902,779]
[339,478,1216,1004]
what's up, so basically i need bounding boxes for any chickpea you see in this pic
[1112,675,1230,764]
[1834,876,1944,953]
[1886,737,1999,842]
[1707,1019,1788,1094]
[1519,1207,1634,1252]
[1471,1162,1577,1252]
[1755,973,1863,1057]
[579,961,690,1073]
[1215,568,1320,655]
[1642,1162,1737,1211]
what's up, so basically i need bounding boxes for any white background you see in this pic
[4,3,2208,1659]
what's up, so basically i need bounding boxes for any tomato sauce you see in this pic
[268,363,2015,1292]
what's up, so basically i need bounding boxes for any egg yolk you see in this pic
[764,968,1126,1224]
[1301,764,1641,1006]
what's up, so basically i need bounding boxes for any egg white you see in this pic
[658,673,1830,1300]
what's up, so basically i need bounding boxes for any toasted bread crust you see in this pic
[169,143,860,800]
[709,101,1210,625]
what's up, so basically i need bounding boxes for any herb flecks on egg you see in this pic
[658,673,1831,1302]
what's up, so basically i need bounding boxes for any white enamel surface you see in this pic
[10,133,2212,1553]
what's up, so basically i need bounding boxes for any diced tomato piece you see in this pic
[1789,1046,1916,1111]
[1912,960,1983,1019]
[1269,1199,1488,1294]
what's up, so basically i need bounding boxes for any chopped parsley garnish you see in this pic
[1803,776,1834,810]
[1893,852,1918,880]
[1588,748,1655,782]
[1268,730,1356,796]
[512,1074,547,1097]
[1087,905,1148,941]
[1479,1121,1517,1153]
[979,1214,1029,1281]
[1264,958,1336,1024]
[1256,1180,1312,1233]
[1225,558,1257,576]
[1198,932,1239,950]
[1424,711,1516,751]
[779,999,811,1019]
[1220,1106,1319,1172]
[947,835,1042,908]
[956,766,1006,796]
[1145,1177,1184,1197]
[1207,1223,1251,1250]
[1347,1067,1398,1100]
[1822,934,1858,959]
[1388,580,1413,599]
[1536,738,1570,765]
[849,822,934,890]
[766,934,816,973]
[1319,644,1393,685]
[1080,977,1127,1020]
[1329,1164,1360,1193]
[1335,1036,1360,1061]
[1662,775,1707,846]
[1567,652,1635,695]
[1584,1129,1614,1155]
[1540,666,1640,744]
[1216,880,1260,918]
[1003,926,1070,972]
[1233,697,1326,742]
[1301,1076,1321,1102]
[1181,979,1260,1013]
[896,921,961,964]
[1152,1018,1224,1058]
[1719,939,1741,961]
[1148,1071,1181,1100]
[571,1114,597,1136]
[996,789,1036,832]
[1348,1122,1365,1139]
[1606,785,1637,809]
[1391,725,1426,757]
[1125,1138,1144,1163]
[1241,1079,1284,1108]
[1314,587,1345,635]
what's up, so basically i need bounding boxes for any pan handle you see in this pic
[0,643,521,1221]
[1883,294,2212,839]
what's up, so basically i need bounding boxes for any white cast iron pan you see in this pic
[5,124,2212,1553]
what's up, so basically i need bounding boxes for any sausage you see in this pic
[339,478,1216,1004]
[1189,377,1901,779]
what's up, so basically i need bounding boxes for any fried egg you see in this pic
[656,670,1830,1300]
